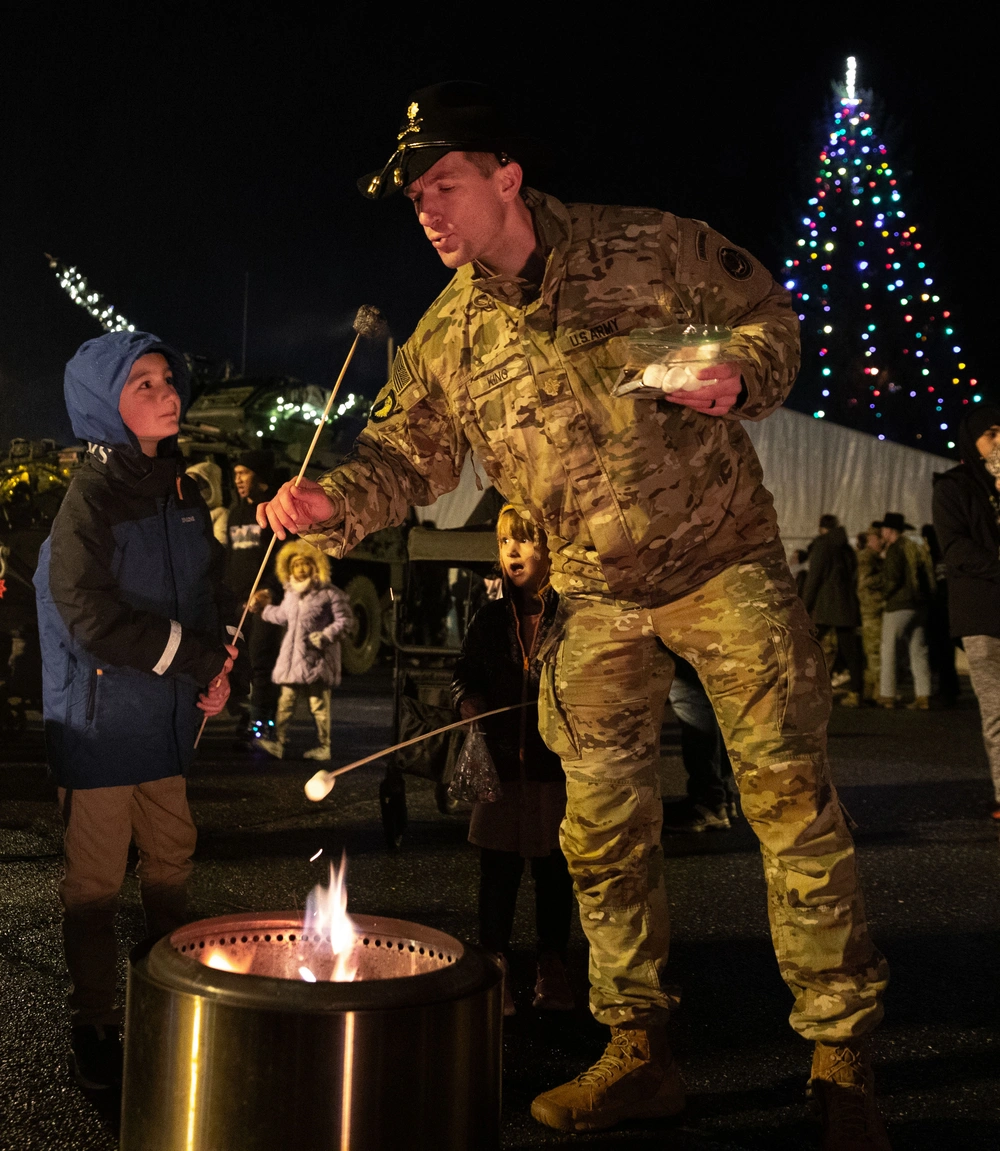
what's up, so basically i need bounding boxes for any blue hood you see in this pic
[64,330,190,448]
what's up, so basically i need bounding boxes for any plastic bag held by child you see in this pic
[448,725,503,804]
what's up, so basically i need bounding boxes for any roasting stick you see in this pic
[194,306,388,749]
[303,703,530,801]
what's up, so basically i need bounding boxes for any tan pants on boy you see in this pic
[58,776,196,1026]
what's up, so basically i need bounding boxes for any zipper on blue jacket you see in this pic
[86,668,103,723]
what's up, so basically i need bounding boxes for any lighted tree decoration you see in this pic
[45,253,136,334]
[783,58,977,454]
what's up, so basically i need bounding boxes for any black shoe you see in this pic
[70,1024,123,1090]
[661,798,731,833]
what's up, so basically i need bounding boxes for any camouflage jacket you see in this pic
[856,547,885,618]
[307,189,800,606]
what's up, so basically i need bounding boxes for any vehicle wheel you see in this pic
[379,590,395,647]
[379,773,408,852]
[341,576,382,676]
[435,781,459,815]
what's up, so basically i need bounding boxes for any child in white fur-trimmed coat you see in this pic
[248,540,353,760]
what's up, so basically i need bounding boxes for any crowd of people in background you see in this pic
[794,512,941,712]
[192,412,1000,838]
[783,400,1000,823]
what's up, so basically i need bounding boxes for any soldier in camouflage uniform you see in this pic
[857,525,886,701]
[260,84,891,1148]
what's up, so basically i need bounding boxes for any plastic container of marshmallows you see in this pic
[612,325,736,399]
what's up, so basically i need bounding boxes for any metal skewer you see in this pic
[303,703,530,801]
[194,306,388,749]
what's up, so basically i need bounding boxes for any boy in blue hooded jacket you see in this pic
[34,332,237,1089]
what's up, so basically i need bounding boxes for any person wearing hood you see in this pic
[33,332,238,1090]
[247,540,354,760]
[185,458,229,545]
[932,403,1000,820]
[452,505,575,1017]
[802,514,864,706]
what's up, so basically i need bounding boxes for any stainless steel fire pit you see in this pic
[121,912,502,1151]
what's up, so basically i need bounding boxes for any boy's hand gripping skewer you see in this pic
[194,306,388,749]
[303,703,530,801]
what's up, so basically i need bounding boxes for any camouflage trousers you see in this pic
[861,613,883,700]
[538,556,888,1040]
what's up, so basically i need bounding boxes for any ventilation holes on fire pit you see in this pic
[241,936,247,943]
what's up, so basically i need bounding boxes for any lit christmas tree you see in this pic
[783,58,977,455]
[45,253,136,334]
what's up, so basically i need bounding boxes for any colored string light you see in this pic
[785,59,973,452]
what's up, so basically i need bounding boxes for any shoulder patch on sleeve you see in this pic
[390,352,412,392]
[368,350,428,423]
[673,216,772,310]
[718,246,753,281]
[370,390,398,422]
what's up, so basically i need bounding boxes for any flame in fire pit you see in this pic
[303,854,358,982]
[205,949,252,974]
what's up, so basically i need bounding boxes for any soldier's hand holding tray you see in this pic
[612,325,744,415]
[256,477,337,539]
[668,360,744,415]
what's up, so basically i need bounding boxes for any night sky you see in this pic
[1,12,990,450]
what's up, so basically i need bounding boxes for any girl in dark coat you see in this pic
[932,403,1000,819]
[452,506,574,1015]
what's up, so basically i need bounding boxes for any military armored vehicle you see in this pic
[180,373,407,675]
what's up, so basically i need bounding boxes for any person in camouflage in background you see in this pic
[259,83,891,1149]
[857,524,887,702]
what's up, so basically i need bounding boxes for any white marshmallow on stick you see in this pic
[303,702,529,801]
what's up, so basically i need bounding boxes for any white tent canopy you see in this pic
[418,408,955,552]
[745,408,953,551]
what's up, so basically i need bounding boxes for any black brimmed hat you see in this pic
[358,81,531,200]
[881,512,914,532]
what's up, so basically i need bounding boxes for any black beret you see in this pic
[358,81,533,200]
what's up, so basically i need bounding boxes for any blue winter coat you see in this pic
[34,332,230,788]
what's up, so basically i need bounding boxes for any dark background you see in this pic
[1,8,991,448]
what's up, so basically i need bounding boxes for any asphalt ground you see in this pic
[1,669,998,1150]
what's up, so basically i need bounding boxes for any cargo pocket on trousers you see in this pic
[538,657,580,762]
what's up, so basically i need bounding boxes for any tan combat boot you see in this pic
[530,1025,684,1131]
[809,1041,892,1150]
